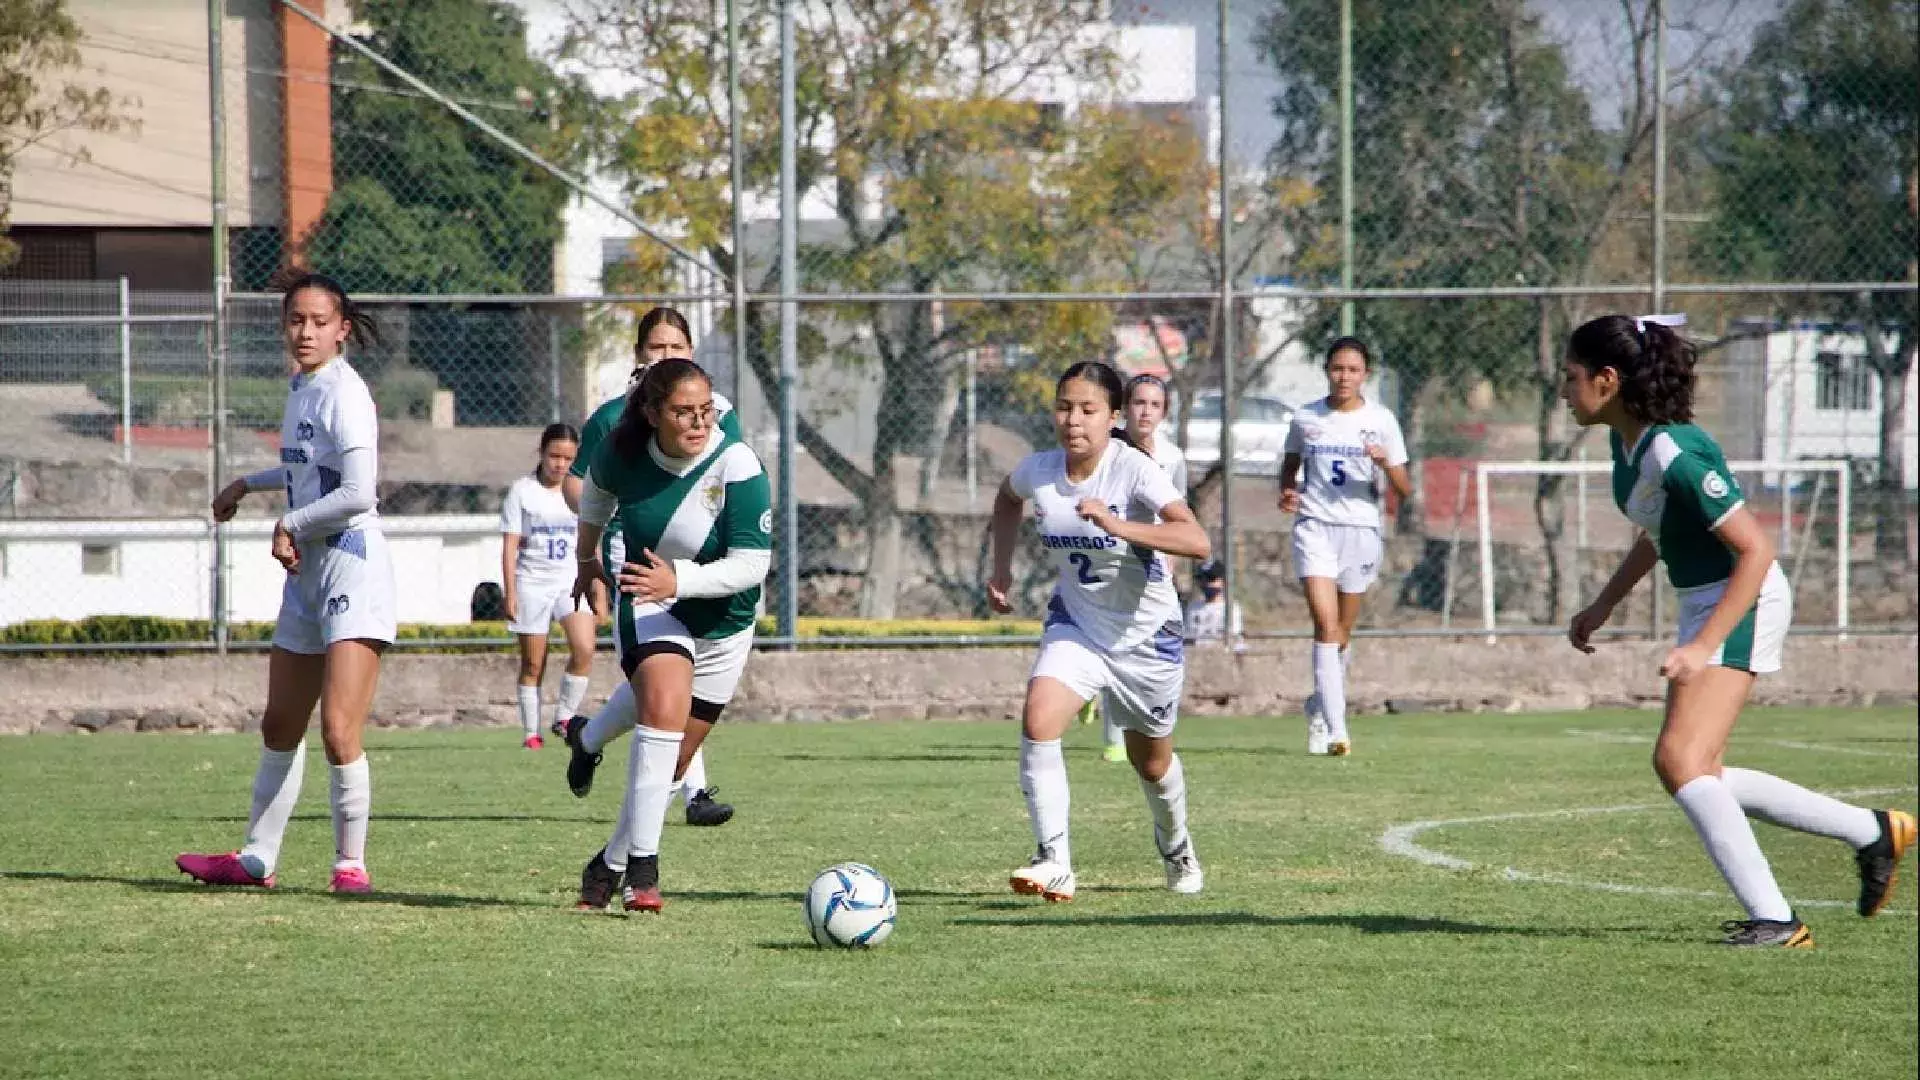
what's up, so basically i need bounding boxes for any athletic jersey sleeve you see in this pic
[1128,449,1183,513]
[1662,451,1745,530]
[1007,453,1041,500]
[571,397,623,479]
[330,377,379,455]
[281,445,376,538]
[498,480,525,535]
[1376,408,1409,467]
[673,447,774,599]
[242,466,284,493]
[578,474,617,530]
[1283,414,1305,456]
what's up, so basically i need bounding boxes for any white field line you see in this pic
[1378,737,1918,912]
[1565,727,1919,760]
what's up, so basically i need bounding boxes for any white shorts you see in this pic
[616,601,755,717]
[508,574,585,636]
[1292,518,1382,594]
[1030,621,1185,739]
[272,527,397,654]
[1676,563,1791,675]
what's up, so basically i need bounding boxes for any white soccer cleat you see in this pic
[1305,693,1331,755]
[1163,848,1204,894]
[1009,859,1076,903]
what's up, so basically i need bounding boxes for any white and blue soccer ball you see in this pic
[804,862,897,948]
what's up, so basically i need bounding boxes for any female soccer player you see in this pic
[1276,337,1410,757]
[499,423,596,749]
[1563,314,1915,948]
[568,358,772,912]
[177,273,394,895]
[559,306,742,826]
[1091,373,1192,762]
[987,361,1212,902]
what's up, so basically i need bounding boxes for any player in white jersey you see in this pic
[1563,314,1915,947]
[499,423,596,750]
[1277,337,1411,757]
[559,307,739,829]
[987,361,1213,902]
[1089,373,1191,762]
[177,273,395,896]
[1184,560,1244,651]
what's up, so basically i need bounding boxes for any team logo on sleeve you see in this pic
[758,509,773,534]
[296,420,314,441]
[1701,470,1730,499]
[701,479,725,513]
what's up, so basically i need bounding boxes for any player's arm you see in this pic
[1570,532,1657,652]
[561,475,584,514]
[1095,498,1210,561]
[672,463,773,599]
[1277,453,1303,512]
[1685,505,1774,659]
[213,466,284,521]
[1369,413,1413,501]
[573,450,619,606]
[986,477,1026,613]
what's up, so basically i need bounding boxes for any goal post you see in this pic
[1474,459,1851,642]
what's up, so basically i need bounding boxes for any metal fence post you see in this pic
[776,0,799,641]
[118,276,132,467]
[1217,0,1237,634]
[208,0,231,654]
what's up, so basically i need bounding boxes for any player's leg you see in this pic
[1656,669,1807,946]
[1322,525,1381,754]
[1115,647,1200,893]
[553,603,596,739]
[514,632,549,749]
[615,643,695,913]
[678,625,751,825]
[177,642,324,888]
[562,595,642,798]
[1303,575,1349,753]
[318,638,385,894]
[1010,629,1098,901]
[1098,698,1124,762]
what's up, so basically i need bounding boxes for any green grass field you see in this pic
[2,707,1915,1080]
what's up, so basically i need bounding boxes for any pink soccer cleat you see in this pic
[176,851,275,888]
[523,735,544,751]
[328,866,373,894]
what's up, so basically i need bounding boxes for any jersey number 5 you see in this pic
[1068,552,1100,585]
[1330,459,1348,486]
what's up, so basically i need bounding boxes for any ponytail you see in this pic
[1568,314,1697,424]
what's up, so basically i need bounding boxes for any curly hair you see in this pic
[1567,315,1696,424]
[611,357,711,460]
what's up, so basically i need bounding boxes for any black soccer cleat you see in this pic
[562,714,601,799]
[685,787,735,827]
[1855,808,1917,918]
[1719,917,1813,948]
[576,850,622,912]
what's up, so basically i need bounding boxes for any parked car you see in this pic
[1177,391,1294,477]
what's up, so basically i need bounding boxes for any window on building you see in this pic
[81,543,119,577]
[1815,352,1873,411]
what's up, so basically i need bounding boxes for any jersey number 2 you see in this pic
[1068,552,1100,584]
[1330,460,1348,486]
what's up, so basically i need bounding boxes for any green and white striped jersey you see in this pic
[587,434,772,639]
[1610,423,1747,589]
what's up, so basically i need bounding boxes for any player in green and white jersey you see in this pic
[565,357,772,913]
[1563,313,1914,949]
[559,307,742,829]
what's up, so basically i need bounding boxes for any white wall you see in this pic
[1761,327,1920,489]
[0,517,505,627]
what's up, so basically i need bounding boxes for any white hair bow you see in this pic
[1632,313,1687,333]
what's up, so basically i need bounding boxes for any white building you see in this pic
[1721,322,1919,490]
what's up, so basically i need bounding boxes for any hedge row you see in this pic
[0,615,1044,654]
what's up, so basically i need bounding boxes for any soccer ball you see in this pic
[804,862,897,948]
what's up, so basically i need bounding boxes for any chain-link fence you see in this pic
[2,0,1914,647]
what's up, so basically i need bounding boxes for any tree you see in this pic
[1259,0,1700,622]
[1703,0,1919,562]
[563,0,1211,617]
[0,0,123,269]
[305,0,580,293]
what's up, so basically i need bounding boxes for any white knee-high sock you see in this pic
[582,680,637,754]
[555,674,591,732]
[1722,767,1881,848]
[329,755,371,871]
[1102,706,1122,749]
[1140,753,1192,858]
[678,747,708,799]
[1673,775,1793,922]
[516,684,541,738]
[1313,643,1348,742]
[1019,736,1072,868]
[239,741,306,879]
[602,743,635,874]
[624,728,684,863]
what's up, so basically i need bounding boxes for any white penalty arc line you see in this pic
[1379,779,1919,913]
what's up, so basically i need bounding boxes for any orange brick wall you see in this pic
[280,2,333,263]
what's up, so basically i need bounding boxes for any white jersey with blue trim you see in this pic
[500,475,578,590]
[1009,440,1185,652]
[1283,397,1407,530]
[279,358,380,533]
